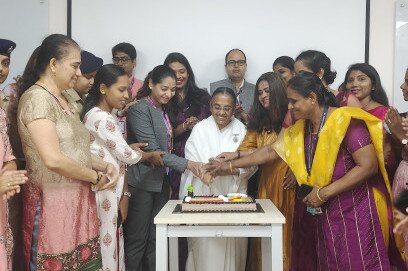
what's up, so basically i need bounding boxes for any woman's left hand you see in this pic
[204,159,230,176]
[303,186,326,208]
[385,107,404,137]
[119,196,129,223]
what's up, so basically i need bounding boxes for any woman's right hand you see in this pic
[0,170,28,199]
[215,152,238,162]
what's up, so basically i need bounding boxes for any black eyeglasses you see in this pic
[226,60,246,66]
[112,57,132,64]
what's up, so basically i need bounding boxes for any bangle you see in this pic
[236,151,240,159]
[316,187,325,202]
[229,161,233,174]
[93,170,101,185]
[122,191,132,198]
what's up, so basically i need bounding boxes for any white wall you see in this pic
[48,0,67,35]
[0,0,49,87]
[4,0,398,105]
[369,0,396,103]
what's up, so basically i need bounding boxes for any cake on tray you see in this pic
[181,194,257,212]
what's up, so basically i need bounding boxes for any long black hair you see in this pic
[295,50,337,85]
[288,72,339,108]
[344,63,389,106]
[136,65,176,101]
[18,34,79,96]
[247,72,288,133]
[164,52,208,125]
[80,64,127,120]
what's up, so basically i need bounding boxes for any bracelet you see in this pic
[236,151,240,159]
[122,191,132,198]
[316,187,325,202]
[93,170,101,185]
[229,161,233,174]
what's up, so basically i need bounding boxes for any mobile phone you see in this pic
[296,184,313,200]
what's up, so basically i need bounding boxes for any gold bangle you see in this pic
[229,161,233,174]
[316,187,325,202]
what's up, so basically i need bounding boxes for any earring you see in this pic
[101,91,105,95]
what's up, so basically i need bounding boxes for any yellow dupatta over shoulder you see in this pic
[273,107,395,250]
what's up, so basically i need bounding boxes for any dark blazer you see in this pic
[209,78,255,113]
[127,98,188,192]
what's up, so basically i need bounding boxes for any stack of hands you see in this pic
[0,169,28,200]
[186,151,297,189]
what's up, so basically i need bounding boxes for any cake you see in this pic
[181,194,257,212]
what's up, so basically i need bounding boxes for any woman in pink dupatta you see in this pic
[344,63,399,181]
[0,107,27,270]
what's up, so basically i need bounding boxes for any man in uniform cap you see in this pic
[63,50,103,115]
[0,38,16,110]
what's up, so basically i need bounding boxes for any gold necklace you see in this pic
[35,82,74,116]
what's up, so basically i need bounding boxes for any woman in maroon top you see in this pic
[164,52,211,199]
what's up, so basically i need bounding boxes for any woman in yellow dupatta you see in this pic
[207,72,406,270]
[216,72,295,270]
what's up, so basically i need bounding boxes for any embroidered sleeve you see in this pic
[0,109,15,162]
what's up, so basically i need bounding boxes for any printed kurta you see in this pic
[84,107,142,271]
[18,86,102,270]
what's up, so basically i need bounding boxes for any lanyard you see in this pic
[146,96,173,152]
[306,106,328,175]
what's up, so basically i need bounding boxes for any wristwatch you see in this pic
[402,138,408,145]
[123,191,132,198]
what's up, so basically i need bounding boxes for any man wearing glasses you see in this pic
[210,48,255,124]
[112,43,144,137]
[112,42,143,100]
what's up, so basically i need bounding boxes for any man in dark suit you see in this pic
[209,49,255,124]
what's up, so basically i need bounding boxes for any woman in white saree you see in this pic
[179,87,256,271]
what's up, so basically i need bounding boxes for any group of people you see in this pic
[1,33,408,271]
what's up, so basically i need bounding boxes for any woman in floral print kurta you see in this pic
[81,64,163,271]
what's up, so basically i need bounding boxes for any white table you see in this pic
[154,199,285,271]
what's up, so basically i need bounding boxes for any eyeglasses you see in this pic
[112,57,132,64]
[212,105,233,113]
[226,60,246,67]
